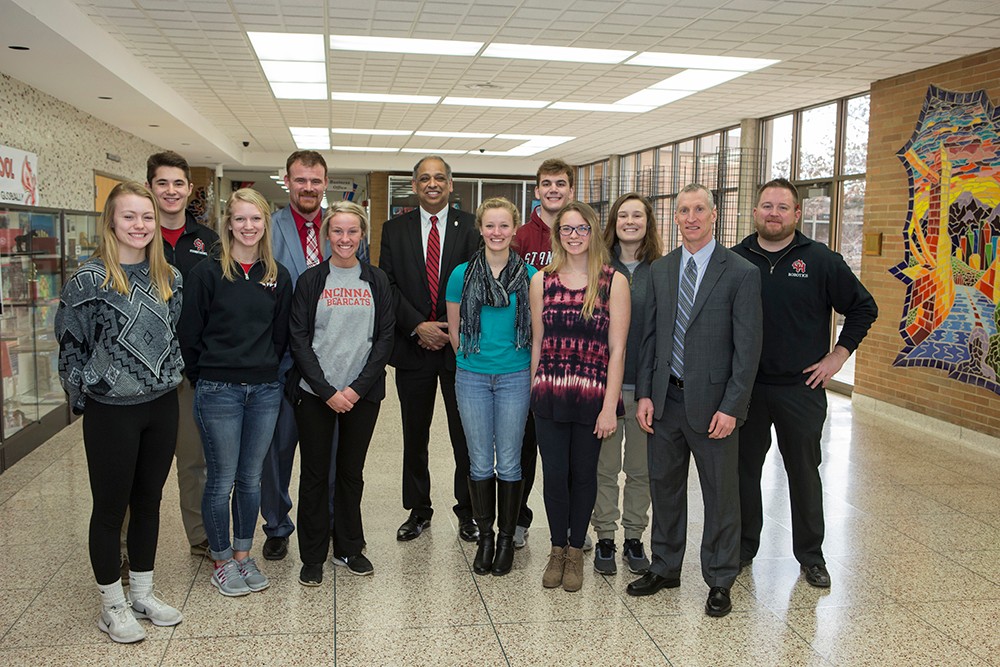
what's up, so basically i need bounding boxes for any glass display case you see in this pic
[0,204,98,469]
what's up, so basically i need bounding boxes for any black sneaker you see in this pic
[334,553,374,576]
[593,538,617,575]
[622,538,650,574]
[299,563,323,587]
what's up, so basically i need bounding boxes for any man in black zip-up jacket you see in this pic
[732,178,877,590]
[146,151,219,559]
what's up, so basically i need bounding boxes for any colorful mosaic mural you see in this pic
[890,85,1000,394]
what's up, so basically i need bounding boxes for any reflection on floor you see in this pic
[1,386,999,666]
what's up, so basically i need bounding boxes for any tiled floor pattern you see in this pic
[1,386,999,666]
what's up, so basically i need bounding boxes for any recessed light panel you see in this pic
[331,92,440,104]
[271,82,328,99]
[482,43,633,64]
[615,89,695,107]
[650,69,746,91]
[626,52,779,71]
[331,128,412,136]
[249,32,325,61]
[260,61,325,83]
[329,35,483,56]
[329,146,400,152]
[400,148,469,155]
[415,131,495,139]
[443,97,550,109]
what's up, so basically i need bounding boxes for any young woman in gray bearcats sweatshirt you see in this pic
[55,181,185,644]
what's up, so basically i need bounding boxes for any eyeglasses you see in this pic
[558,224,591,237]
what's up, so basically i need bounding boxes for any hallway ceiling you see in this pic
[1,0,999,175]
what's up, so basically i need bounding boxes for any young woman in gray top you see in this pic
[591,193,663,577]
[286,201,394,585]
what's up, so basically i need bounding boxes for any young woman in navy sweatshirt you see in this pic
[178,188,292,597]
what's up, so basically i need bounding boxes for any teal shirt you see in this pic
[446,262,537,374]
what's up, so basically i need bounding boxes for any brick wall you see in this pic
[857,47,1000,436]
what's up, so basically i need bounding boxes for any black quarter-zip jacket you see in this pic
[732,231,877,385]
[177,256,293,385]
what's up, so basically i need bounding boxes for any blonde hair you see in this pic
[321,200,369,244]
[220,188,278,283]
[547,201,610,320]
[94,181,175,302]
[475,197,521,230]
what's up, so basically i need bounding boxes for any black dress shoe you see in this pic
[801,563,831,588]
[626,571,680,597]
[459,517,479,543]
[262,536,288,560]
[396,515,431,541]
[705,586,732,617]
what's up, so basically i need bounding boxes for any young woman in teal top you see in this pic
[446,197,536,576]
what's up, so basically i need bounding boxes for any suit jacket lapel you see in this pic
[439,207,464,274]
[688,244,726,324]
[403,210,427,291]
[664,250,681,327]
[277,211,307,277]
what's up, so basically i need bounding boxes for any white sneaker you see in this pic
[98,603,146,643]
[131,591,183,627]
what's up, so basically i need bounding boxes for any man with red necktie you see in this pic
[379,156,479,543]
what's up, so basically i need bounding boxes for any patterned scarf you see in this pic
[459,248,531,357]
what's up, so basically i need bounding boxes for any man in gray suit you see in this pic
[628,183,762,618]
[260,150,333,560]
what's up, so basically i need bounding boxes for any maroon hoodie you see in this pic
[514,207,553,269]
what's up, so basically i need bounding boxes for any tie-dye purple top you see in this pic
[531,264,619,425]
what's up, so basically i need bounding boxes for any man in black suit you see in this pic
[628,184,762,617]
[379,156,480,542]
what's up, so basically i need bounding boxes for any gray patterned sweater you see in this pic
[55,259,184,413]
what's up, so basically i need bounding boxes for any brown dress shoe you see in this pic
[542,546,565,588]
[562,546,584,592]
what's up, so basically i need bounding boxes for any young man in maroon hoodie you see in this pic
[511,158,580,549]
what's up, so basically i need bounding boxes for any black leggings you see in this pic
[534,416,601,549]
[83,391,178,584]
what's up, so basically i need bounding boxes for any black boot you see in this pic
[492,479,523,576]
[467,477,496,575]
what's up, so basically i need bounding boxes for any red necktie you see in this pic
[305,221,320,267]
[426,215,440,319]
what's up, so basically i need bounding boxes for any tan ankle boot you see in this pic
[542,546,565,588]
[562,546,584,592]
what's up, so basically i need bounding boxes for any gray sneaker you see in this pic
[237,556,270,592]
[211,559,251,597]
[622,539,651,574]
[513,525,529,549]
[593,538,617,575]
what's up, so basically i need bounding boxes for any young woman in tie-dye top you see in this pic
[529,201,630,593]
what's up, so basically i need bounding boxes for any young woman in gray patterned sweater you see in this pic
[56,181,184,644]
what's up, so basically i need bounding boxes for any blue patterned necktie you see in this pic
[671,257,698,379]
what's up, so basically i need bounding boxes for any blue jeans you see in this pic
[195,380,282,561]
[455,368,530,482]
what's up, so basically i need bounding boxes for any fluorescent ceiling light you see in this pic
[650,69,746,91]
[271,82,327,99]
[482,43,633,64]
[331,92,440,104]
[443,97,550,109]
[331,128,413,136]
[486,135,574,157]
[329,35,482,56]
[615,89,695,107]
[248,32,325,62]
[626,52,778,71]
[415,131,495,139]
[400,148,468,155]
[290,127,329,136]
[549,102,654,113]
[329,146,400,152]
[260,60,325,83]
[291,136,330,149]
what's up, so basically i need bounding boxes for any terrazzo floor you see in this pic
[1,385,999,666]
